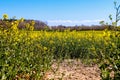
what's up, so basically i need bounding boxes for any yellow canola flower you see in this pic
[20,18,24,22]
[49,40,54,44]
[3,14,8,19]
[43,47,48,51]
[111,43,116,48]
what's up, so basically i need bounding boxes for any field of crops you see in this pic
[0,17,120,79]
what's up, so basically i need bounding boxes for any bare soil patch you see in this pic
[44,59,101,80]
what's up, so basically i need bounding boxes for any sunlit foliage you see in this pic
[0,14,120,79]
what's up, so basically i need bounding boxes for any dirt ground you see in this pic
[44,59,101,80]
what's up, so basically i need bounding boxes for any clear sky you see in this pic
[0,0,120,26]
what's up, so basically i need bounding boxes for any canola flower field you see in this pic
[0,15,120,79]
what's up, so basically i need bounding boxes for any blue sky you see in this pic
[0,0,120,26]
